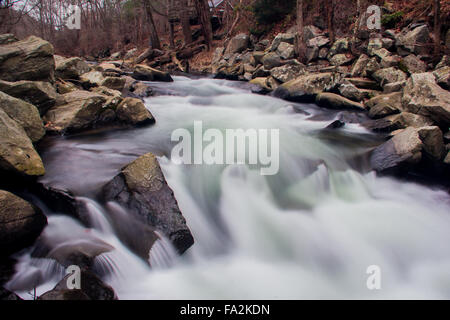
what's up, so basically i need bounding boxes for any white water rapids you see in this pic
[7,76,450,299]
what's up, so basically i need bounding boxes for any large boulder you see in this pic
[365,92,403,119]
[363,112,434,132]
[102,153,194,254]
[274,73,341,102]
[0,190,47,257]
[261,52,283,70]
[0,91,44,142]
[0,109,45,176]
[351,54,370,77]
[269,33,296,51]
[328,38,349,57]
[303,26,323,42]
[372,67,407,86]
[270,63,306,83]
[370,127,423,172]
[417,126,445,160]
[55,57,91,80]
[396,25,430,55]
[329,54,354,66]
[316,93,365,111]
[277,42,295,60]
[0,79,59,115]
[43,90,107,134]
[400,55,427,74]
[132,65,173,82]
[0,36,54,82]
[402,73,450,126]
[225,33,250,54]
[116,98,154,126]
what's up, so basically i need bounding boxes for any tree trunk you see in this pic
[434,0,441,55]
[194,0,213,49]
[180,0,193,45]
[169,22,175,49]
[352,0,361,54]
[142,0,161,50]
[326,0,335,44]
[296,0,305,62]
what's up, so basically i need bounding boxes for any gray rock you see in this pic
[270,33,296,52]
[225,33,250,54]
[328,38,349,56]
[132,65,173,82]
[116,98,154,126]
[55,57,91,80]
[417,126,445,160]
[433,66,450,90]
[262,52,283,70]
[277,42,295,60]
[396,25,430,55]
[270,64,306,83]
[351,54,370,77]
[365,92,402,119]
[316,92,365,111]
[329,54,354,66]
[372,67,407,86]
[303,26,323,42]
[400,55,427,74]
[383,81,406,93]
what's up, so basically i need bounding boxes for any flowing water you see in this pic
[7,77,450,299]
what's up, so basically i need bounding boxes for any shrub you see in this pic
[251,0,296,26]
[381,11,404,28]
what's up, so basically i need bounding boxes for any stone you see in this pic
[433,66,450,90]
[303,26,324,42]
[329,54,354,66]
[365,92,402,119]
[0,34,18,45]
[436,55,450,69]
[370,127,423,172]
[346,77,380,90]
[100,77,126,91]
[270,64,306,83]
[0,36,54,82]
[402,72,450,126]
[0,91,44,142]
[0,190,47,257]
[400,55,427,74]
[372,67,407,86]
[316,93,365,111]
[79,71,105,88]
[380,55,401,68]
[55,57,91,80]
[225,33,250,54]
[0,109,45,176]
[351,54,370,77]
[116,98,154,126]
[132,65,173,82]
[363,112,434,132]
[339,82,374,102]
[102,153,194,254]
[364,58,381,76]
[383,81,406,93]
[306,46,319,63]
[250,77,271,94]
[261,52,283,70]
[273,72,341,102]
[367,38,383,56]
[417,126,444,160]
[328,38,349,57]
[0,79,59,116]
[307,36,330,48]
[396,25,430,55]
[277,42,295,60]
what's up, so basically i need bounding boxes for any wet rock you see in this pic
[55,57,91,80]
[252,66,271,79]
[116,97,154,126]
[261,52,283,70]
[0,109,45,176]
[0,287,22,300]
[43,90,107,134]
[402,72,450,126]
[0,190,47,257]
[0,91,45,142]
[339,82,374,102]
[225,33,250,54]
[132,64,173,82]
[250,77,271,94]
[0,36,55,82]
[372,67,407,86]
[270,64,306,83]
[417,126,445,160]
[363,112,434,132]
[102,153,194,254]
[370,127,423,172]
[316,93,365,111]
[0,79,60,116]
[274,72,341,103]
[365,92,402,119]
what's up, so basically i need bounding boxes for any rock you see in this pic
[132,64,173,82]
[307,36,330,49]
[0,190,47,257]
[380,54,401,68]
[252,51,265,65]
[270,33,296,52]
[0,36,55,82]
[316,93,365,111]
[318,47,329,59]
[372,67,407,86]
[39,270,115,300]
[0,79,59,115]
[351,54,370,77]
[43,90,107,134]
[79,71,105,88]
[212,47,225,66]
[381,38,395,50]
[306,46,319,63]
[273,73,341,102]
[0,91,44,142]
[346,77,380,90]
[110,51,121,60]
[396,25,430,55]
[277,42,295,60]
[366,92,402,119]
[250,77,271,93]
[363,112,434,132]
[417,126,444,160]
[55,57,91,80]
[270,64,306,83]
[0,34,18,45]
[328,38,349,57]
[372,48,392,61]
[445,151,450,165]
[339,82,374,102]
[0,287,22,300]
[100,77,126,91]
[252,66,271,79]
[383,81,406,93]
[364,58,381,76]
[261,52,283,70]
[303,25,323,42]
[124,48,137,60]
[225,33,250,54]
[402,73,450,126]
[0,109,45,176]
[400,55,427,74]
[367,38,383,56]
[433,66,450,90]
[56,81,78,94]
[102,153,194,254]
[255,39,270,51]
[370,127,423,172]
[266,76,281,90]
[436,55,450,69]
[116,98,154,126]
[130,81,153,97]
[329,54,354,66]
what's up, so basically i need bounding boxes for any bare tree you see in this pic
[326,0,334,44]
[296,0,305,62]
[142,0,162,49]
[194,0,213,49]
[180,0,192,45]
[433,0,441,55]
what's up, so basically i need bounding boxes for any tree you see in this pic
[296,0,305,62]
[180,0,192,45]
[142,0,161,49]
[326,0,334,44]
[194,0,213,49]
[433,0,441,55]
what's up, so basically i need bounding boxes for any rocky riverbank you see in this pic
[0,34,193,299]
